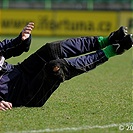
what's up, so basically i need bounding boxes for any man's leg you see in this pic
[45,34,133,81]
[66,34,133,75]
[45,50,108,82]
[61,36,101,58]
[61,26,128,58]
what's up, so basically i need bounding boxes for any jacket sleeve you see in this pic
[0,33,31,59]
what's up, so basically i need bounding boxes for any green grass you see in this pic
[0,36,133,133]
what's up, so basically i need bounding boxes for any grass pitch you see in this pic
[0,36,132,133]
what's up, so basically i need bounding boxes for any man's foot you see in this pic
[108,26,128,44]
[112,34,133,55]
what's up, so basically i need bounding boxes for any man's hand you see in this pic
[0,100,12,111]
[21,22,34,41]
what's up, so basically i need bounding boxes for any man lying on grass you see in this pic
[0,22,132,111]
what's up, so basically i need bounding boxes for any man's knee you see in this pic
[45,59,85,82]
[36,41,62,61]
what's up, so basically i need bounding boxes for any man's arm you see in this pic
[0,22,34,59]
[0,22,34,111]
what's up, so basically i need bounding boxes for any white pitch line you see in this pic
[7,122,132,133]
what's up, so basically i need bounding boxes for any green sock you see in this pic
[103,45,117,59]
[98,36,111,49]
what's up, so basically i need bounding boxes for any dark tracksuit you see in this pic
[0,34,108,107]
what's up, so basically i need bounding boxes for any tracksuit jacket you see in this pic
[0,33,31,103]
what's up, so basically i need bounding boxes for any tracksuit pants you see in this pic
[61,36,108,73]
[7,36,108,107]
